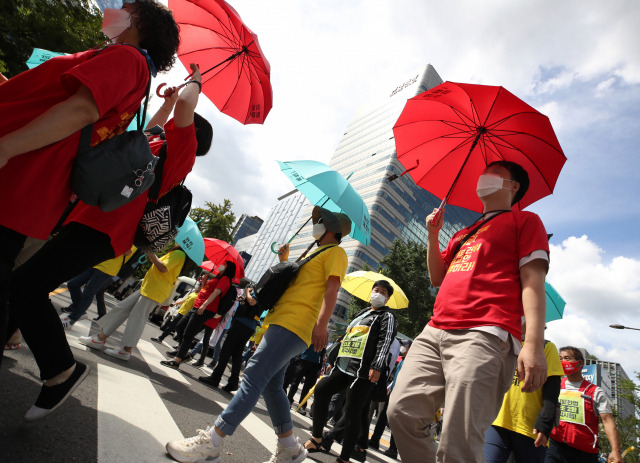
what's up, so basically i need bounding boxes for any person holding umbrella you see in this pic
[166,206,350,463]
[388,161,550,463]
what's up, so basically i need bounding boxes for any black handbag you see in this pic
[71,45,157,212]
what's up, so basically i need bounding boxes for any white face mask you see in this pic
[476,174,514,198]
[218,265,226,274]
[312,223,326,241]
[102,8,132,41]
[370,291,387,308]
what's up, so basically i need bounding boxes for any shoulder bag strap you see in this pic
[298,244,337,267]
[148,141,168,201]
[450,210,509,261]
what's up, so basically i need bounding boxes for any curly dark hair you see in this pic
[132,0,180,72]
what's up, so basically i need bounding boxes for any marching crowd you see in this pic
[0,1,626,463]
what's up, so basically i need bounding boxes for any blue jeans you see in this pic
[215,325,306,436]
[484,425,546,463]
[67,268,113,322]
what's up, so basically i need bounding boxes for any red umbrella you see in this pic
[203,238,245,280]
[160,0,272,124]
[392,81,566,212]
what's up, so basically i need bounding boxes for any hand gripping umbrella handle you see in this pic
[156,81,190,98]
[270,235,296,254]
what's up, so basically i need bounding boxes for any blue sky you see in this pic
[99,0,640,374]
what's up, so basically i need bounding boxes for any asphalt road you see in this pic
[1,289,399,463]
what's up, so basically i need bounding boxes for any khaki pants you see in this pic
[388,325,516,463]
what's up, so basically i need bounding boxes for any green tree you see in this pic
[598,374,640,462]
[189,199,236,243]
[0,0,105,76]
[378,239,435,338]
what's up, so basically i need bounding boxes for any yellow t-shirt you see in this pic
[140,250,186,303]
[492,340,565,439]
[94,246,137,276]
[263,244,348,346]
[177,292,198,316]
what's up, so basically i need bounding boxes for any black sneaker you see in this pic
[151,337,163,344]
[24,362,89,421]
[198,376,219,388]
[296,408,307,416]
[59,306,73,314]
[351,446,367,463]
[221,383,238,393]
[160,360,181,370]
[383,448,398,459]
[368,438,380,450]
[166,350,178,357]
[192,359,204,368]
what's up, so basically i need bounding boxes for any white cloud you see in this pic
[595,77,616,97]
[546,235,640,376]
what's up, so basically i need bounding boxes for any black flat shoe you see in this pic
[24,362,89,421]
[166,350,178,357]
[221,383,238,393]
[198,376,219,388]
[160,360,180,370]
[151,337,163,344]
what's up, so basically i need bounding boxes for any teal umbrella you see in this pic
[278,160,371,246]
[175,217,204,265]
[26,48,66,69]
[545,281,565,322]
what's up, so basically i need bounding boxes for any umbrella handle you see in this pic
[156,82,189,98]
[432,198,447,226]
[270,235,296,254]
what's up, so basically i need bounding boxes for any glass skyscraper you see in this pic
[286,64,479,321]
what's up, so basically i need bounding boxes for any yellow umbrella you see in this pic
[295,376,322,412]
[341,271,409,309]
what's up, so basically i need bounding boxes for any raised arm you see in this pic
[173,63,201,128]
[426,208,447,286]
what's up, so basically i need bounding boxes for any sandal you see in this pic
[304,437,324,453]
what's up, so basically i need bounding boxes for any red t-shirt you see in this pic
[429,211,549,339]
[0,44,148,239]
[66,119,197,255]
[194,276,231,313]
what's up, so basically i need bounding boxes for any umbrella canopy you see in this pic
[175,217,204,265]
[393,81,566,212]
[342,271,409,310]
[545,281,565,323]
[167,0,272,124]
[203,238,245,280]
[278,160,371,246]
[26,48,66,69]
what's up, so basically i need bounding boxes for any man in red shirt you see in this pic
[0,1,183,419]
[388,161,550,463]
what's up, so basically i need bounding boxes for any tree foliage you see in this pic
[378,239,435,338]
[189,199,236,243]
[0,0,105,76]
[598,374,640,462]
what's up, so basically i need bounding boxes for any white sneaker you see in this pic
[264,437,308,463]
[78,335,106,351]
[104,348,131,361]
[59,314,74,330]
[166,427,222,463]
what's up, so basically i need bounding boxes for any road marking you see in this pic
[211,398,275,453]
[65,319,92,351]
[49,288,68,296]
[97,363,183,463]
[138,339,190,385]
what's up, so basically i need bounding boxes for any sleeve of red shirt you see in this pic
[60,45,148,117]
[159,119,197,195]
[515,211,550,260]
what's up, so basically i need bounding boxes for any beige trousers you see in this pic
[388,325,516,463]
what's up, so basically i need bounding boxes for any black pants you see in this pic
[159,313,184,341]
[371,396,389,442]
[0,225,28,373]
[545,439,598,463]
[312,368,375,461]
[198,325,214,361]
[9,223,114,379]
[94,277,113,317]
[176,309,216,360]
[286,359,321,409]
[174,309,195,344]
[209,320,254,387]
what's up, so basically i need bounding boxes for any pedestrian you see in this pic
[0,0,180,415]
[305,280,398,463]
[388,161,550,463]
[151,286,200,344]
[191,292,239,368]
[160,261,236,370]
[484,321,564,463]
[59,247,137,326]
[79,246,186,360]
[165,206,350,463]
[545,347,623,463]
[284,344,325,415]
[199,286,261,391]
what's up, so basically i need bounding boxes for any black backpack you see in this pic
[216,282,238,318]
[234,289,263,320]
[134,142,192,252]
[254,245,336,312]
